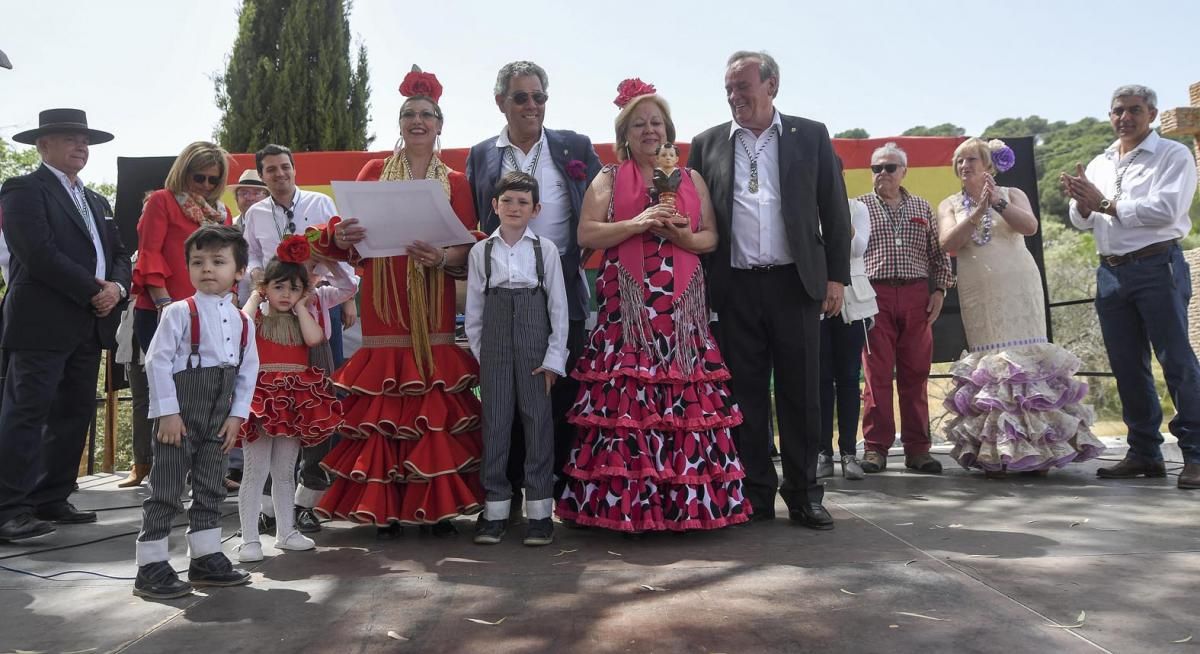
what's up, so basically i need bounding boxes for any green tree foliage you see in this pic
[0,140,40,180]
[214,0,372,153]
[901,123,965,137]
[834,128,870,139]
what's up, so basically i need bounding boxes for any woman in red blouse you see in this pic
[131,141,232,350]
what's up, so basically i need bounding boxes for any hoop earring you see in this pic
[393,135,404,157]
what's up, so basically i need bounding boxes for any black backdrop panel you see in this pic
[931,136,1045,363]
[114,156,175,252]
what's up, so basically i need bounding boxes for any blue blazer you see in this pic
[466,128,602,321]
[0,165,131,350]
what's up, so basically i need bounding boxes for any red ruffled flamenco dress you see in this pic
[313,156,486,526]
[556,162,752,532]
[238,314,344,447]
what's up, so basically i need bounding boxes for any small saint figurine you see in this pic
[652,143,683,212]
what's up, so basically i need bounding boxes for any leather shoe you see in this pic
[118,463,151,488]
[905,453,943,475]
[35,502,97,524]
[789,503,834,530]
[860,451,887,473]
[294,507,321,533]
[188,552,250,587]
[1097,455,1166,479]
[0,514,55,542]
[1178,463,1200,489]
[134,561,193,599]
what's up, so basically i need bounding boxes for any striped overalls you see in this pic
[479,237,555,521]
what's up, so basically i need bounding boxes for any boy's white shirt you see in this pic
[465,226,570,376]
[144,291,260,420]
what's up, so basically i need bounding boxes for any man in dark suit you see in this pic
[466,61,602,505]
[689,52,850,529]
[0,109,131,542]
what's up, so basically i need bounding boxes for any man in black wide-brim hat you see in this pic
[0,108,131,542]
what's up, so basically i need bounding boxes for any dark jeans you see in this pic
[1096,244,1200,463]
[0,342,102,523]
[127,338,154,466]
[820,317,868,458]
[327,304,345,367]
[133,308,160,358]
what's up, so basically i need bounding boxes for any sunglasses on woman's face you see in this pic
[870,163,901,174]
[509,91,549,106]
[192,173,223,186]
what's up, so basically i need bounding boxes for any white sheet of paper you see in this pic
[331,179,474,258]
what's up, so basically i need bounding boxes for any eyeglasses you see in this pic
[400,110,440,121]
[509,91,549,106]
[192,173,223,186]
[870,163,901,174]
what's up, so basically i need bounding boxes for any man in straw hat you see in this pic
[0,108,131,542]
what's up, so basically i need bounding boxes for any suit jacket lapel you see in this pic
[83,189,111,258]
[714,128,735,234]
[36,165,93,241]
[777,115,801,188]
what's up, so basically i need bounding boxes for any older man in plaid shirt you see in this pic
[856,142,954,474]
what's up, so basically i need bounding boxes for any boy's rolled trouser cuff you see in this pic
[294,485,324,509]
[186,527,222,558]
[484,499,512,521]
[525,498,553,521]
[135,537,169,566]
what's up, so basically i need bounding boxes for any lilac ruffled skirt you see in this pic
[943,344,1105,472]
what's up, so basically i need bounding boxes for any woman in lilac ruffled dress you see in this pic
[935,138,1104,477]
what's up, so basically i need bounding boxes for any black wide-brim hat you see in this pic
[12,108,114,145]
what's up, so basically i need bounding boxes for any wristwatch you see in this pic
[117,283,128,299]
[1098,198,1113,214]
[991,198,1008,212]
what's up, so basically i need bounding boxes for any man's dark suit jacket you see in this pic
[0,164,131,351]
[466,129,602,321]
[688,115,851,312]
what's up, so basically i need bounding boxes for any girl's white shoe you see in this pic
[276,530,315,551]
[237,541,264,562]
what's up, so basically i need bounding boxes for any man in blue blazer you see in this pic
[0,109,131,542]
[467,61,602,502]
[689,52,851,530]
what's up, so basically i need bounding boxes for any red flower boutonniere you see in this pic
[277,234,312,264]
[566,159,587,181]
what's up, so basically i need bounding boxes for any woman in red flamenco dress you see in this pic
[556,80,751,532]
[312,68,484,537]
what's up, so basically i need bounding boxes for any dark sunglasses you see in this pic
[509,91,549,106]
[281,205,296,235]
[191,173,223,186]
[870,163,901,174]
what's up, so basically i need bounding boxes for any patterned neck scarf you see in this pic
[174,192,226,225]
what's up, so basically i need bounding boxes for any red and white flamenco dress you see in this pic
[313,156,486,525]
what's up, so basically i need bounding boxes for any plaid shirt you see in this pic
[858,188,954,290]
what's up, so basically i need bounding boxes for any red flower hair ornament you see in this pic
[614,78,656,109]
[277,234,312,264]
[399,65,443,103]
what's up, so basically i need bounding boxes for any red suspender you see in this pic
[185,296,250,368]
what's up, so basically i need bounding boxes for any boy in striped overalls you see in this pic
[465,172,569,546]
[134,225,260,599]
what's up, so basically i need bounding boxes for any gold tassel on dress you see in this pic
[258,312,304,346]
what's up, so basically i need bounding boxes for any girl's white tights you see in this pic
[238,437,300,544]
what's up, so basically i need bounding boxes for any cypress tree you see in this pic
[214,0,372,152]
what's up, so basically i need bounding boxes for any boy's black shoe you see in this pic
[473,519,506,545]
[522,518,554,547]
[295,507,321,533]
[432,519,457,537]
[133,561,193,599]
[258,513,276,536]
[188,552,251,587]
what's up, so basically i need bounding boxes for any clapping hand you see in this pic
[1059,164,1105,215]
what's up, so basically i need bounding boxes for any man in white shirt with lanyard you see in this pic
[1063,84,1200,489]
[240,143,360,531]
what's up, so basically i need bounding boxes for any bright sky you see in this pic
[2,0,1197,184]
